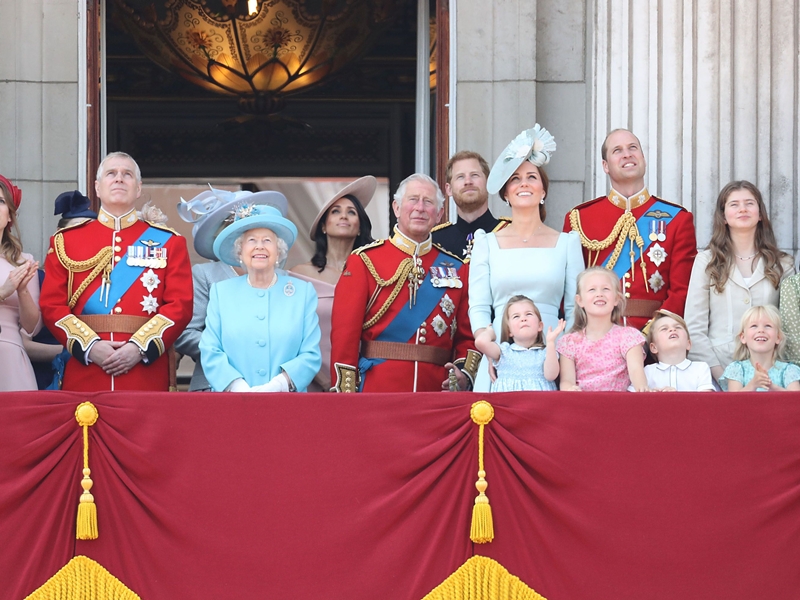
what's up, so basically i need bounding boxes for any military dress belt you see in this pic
[80,314,149,334]
[361,340,451,366]
[624,299,662,318]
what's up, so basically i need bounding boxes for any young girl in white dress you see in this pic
[475,295,563,391]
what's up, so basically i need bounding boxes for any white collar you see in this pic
[655,358,692,371]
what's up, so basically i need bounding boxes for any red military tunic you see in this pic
[40,207,193,391]
[330,229,479,392]
[563,189,697,330]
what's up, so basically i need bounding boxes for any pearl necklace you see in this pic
[247,272,278,289]
[735,253,756,261]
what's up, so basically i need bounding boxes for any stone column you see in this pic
[590,0,799,254]
[452,0,588,226]
[0,0,80,261]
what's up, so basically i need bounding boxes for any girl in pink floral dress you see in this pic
[557,267,648,392]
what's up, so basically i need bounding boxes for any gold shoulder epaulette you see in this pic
[353,239,385,255]
[54,218,93,234]
[433,243,466,264]
[146,221,181,236]
[571,197,606,211]
[431,222,452,233]
[493,218,511,232]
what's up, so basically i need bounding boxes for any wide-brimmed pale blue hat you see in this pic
[487,124,557,195]
[178,188,288,259]
[213,204,298,267]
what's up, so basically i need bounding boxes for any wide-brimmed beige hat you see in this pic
[308,175,377,240]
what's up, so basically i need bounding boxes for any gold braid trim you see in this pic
[359,253,414,329]
[25,555,140,600]
[423,555,547,600]
[54,233,114,309]
[568,209,647,279]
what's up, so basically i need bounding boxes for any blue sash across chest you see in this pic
[601,199,681,280]
[358,250,462,386]
[82,226,171,315]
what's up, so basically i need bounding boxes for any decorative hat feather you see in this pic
[487,124,556,194]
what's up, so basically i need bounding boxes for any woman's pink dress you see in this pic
[0,253,41,391]
[289,271,334,392]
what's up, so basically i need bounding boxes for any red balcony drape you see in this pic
[2,391,799,599]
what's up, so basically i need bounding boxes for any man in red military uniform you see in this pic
[330,173,480,392]
[40,152,192,391]
[563,129,697,330]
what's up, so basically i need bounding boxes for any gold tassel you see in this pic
[75,402,99,540]
[470,400,495,544]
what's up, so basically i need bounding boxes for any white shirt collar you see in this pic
[655,358,692,371]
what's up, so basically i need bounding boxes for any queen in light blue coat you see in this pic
[200,204,321,392]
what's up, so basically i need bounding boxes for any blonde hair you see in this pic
[500,295,544,347]
[570,267,625,333]
[733,305,786,361]
[647,309,690,346]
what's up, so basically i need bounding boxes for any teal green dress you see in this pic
[719,360,800,391]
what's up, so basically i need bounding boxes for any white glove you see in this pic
[251,373,291,393]
[226,378,252,393]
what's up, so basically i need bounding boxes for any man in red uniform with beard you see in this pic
[40,152,192,391]
[563,129,697,330]
[330,173,480,392]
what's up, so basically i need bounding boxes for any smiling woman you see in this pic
[0,174,42,391]
[468,124,584,392]
[686,180,795,382]
[289,176,376,391]
[200,204,322,393]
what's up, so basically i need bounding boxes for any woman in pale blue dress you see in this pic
[469,125,585,391]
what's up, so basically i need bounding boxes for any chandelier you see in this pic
[113,0,396,114]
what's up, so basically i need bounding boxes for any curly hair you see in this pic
[0,180,24,266]
[705,181,789,294]
[311,194,374,273]
[233,230,289,270]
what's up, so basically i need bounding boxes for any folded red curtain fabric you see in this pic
[2,391,799,599]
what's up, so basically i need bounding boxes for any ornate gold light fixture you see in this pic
[113,0,396,114]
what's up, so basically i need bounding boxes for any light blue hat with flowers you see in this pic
[213,203,298,267]
[178,188,289,260]
[486,124,557,195]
